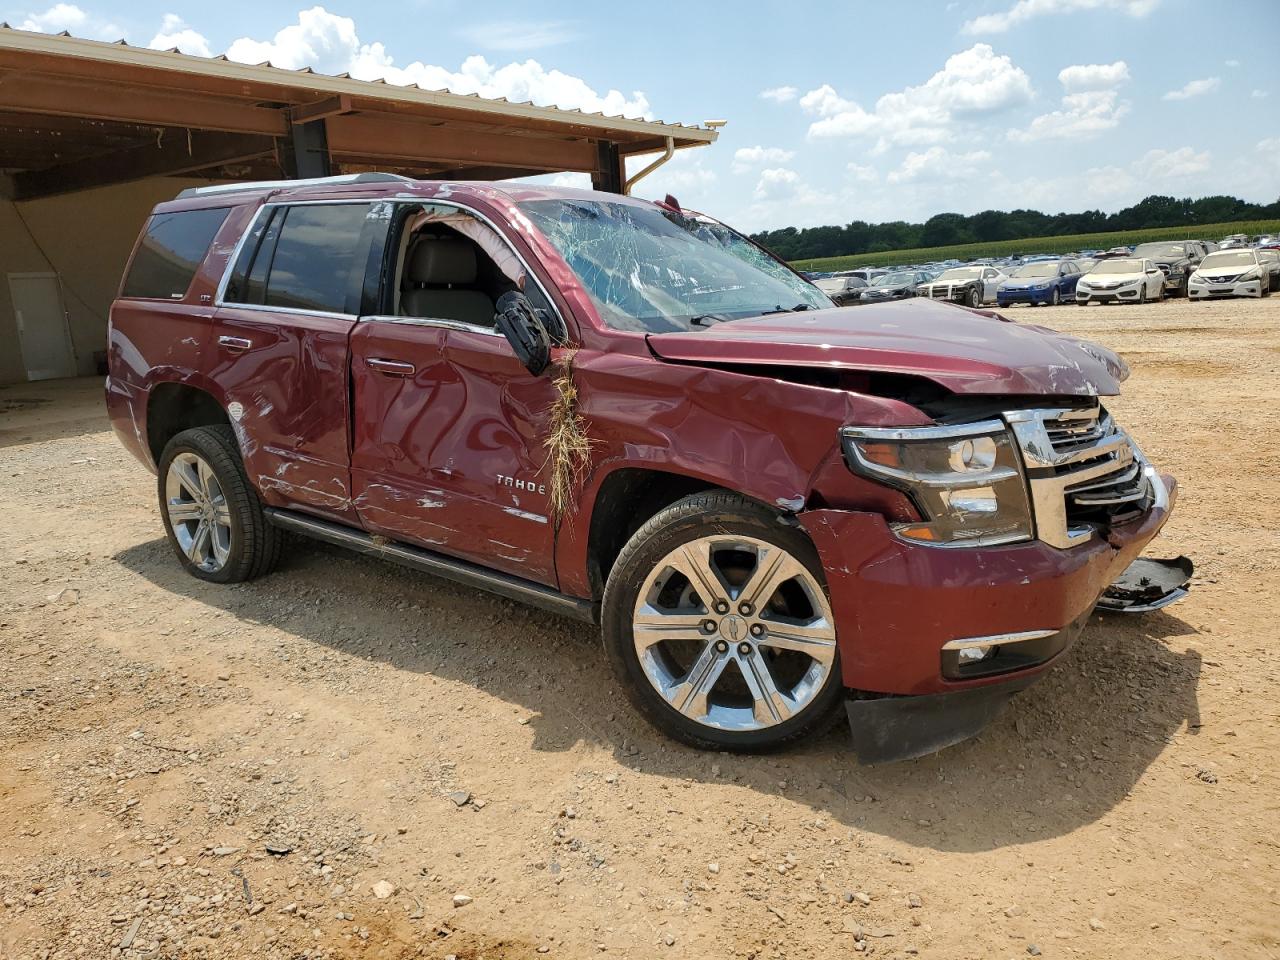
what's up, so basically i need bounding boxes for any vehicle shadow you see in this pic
[114,535,1203,853]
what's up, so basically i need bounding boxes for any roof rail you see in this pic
[175,172,415,200]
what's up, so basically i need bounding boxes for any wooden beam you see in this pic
[591,141,624,193]
[6,131,277,200]
[0,73,288,136]
[326,113,597,172]
[433,165,550,182]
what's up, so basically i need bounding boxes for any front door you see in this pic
[8,273,76,381]
[348,201,562,586]
[350,320,561,587]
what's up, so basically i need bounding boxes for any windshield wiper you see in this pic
[689,313,733,326]
[757,303,818,318]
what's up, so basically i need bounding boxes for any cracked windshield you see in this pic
[519,198,830,333]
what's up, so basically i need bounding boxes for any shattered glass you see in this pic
[519,199,829,333]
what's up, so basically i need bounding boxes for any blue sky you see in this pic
[7,0,1278,231]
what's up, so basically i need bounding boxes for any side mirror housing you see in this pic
[495,291,551,376]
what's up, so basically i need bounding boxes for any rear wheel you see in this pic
[158,425,282,583]
[602,492,845,751]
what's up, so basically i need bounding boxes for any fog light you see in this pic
[957,645,998,665]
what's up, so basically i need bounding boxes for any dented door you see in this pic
[350,320,559,586]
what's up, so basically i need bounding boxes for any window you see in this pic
[225,203,371,313]
[264,204,371,313]
[122,207,230,300]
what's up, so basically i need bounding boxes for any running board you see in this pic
[264,508,598,624]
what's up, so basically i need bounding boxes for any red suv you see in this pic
[107,174,1182,762]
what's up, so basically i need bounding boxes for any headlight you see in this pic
[1033,281,1053,290]
[841,421,1033,547]
[1077,280,1092,290]
[1240,268,1261,281]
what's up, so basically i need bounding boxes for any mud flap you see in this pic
[846,674,1038,765]
[1096,556,1194,614]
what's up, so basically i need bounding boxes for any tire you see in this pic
[1050,288,1060,306]
[967,286,981,308]
[601,492,845,752]
[1138,285,1147,305]
[157,424,282,584]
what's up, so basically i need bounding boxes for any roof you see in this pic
[0,26,718,200]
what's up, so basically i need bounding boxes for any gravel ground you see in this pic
[1,294,1278,960]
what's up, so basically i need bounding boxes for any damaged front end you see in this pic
[1097,556,1194,613]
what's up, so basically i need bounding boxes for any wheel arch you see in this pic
[145,381,231,466]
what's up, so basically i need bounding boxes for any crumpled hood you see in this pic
[646,299,1128,396]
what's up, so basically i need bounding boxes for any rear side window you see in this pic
[122,207,230,300]
[225,203,371,314]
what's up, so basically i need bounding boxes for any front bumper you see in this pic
[1077,286,1141,303]
[1189,278,1264,299]
[997,288,1054,306]
[799,472,1177,758]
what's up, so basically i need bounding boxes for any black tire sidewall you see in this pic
[157,425,265,584]
[601,493,845,752]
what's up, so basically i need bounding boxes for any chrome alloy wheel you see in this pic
[632,535,838,731]
[165,452,232,572]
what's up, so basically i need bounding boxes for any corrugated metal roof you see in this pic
[0,24,718,144]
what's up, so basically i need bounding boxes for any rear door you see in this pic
[213,200,379,523]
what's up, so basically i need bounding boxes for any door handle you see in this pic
[218,335,253,352]
[367,358,416,376]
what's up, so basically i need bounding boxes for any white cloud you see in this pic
[1225,59,1240,68]
[1255,138,1279,154]
[223,7,651,118]
[1163,77,1221,101]
[148,14,212,57]
[753,167,801,201]
[1251,89,1268,100]
[1009,89,1129,141]
[886,147,992,184]
[760,86,799,103]
[963,0,1160,35]
[801,44,1032,152]
[846,163,879,183]
[17,2,120,38]
[457,20,578,51]
[1058,60,1129,91]
[1010,60,1130,142]
[17,2,86,31]
[1133,146,1211,179]
[731,146,796,174]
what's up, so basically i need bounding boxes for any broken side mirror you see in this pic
[495,291,551,376]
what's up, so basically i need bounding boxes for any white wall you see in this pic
[0,177,210,385]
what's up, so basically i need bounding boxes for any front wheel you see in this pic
[158,425,282,583]
[967,286,981,308]
[601,492,845,752]
[1051,288,1060,306]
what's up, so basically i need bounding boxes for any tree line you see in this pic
[749,194,1280,261]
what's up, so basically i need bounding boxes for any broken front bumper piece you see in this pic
[1096,556,1194,613]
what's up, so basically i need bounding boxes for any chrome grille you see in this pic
[1004,404,1153,548]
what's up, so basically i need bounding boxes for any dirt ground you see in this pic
[2,295,1278,960]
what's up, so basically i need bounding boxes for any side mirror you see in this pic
[495,291,551,376]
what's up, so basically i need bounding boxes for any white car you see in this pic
[917,265,1007,307]
[1076,258,1165,305]
[1188,249,1271,300]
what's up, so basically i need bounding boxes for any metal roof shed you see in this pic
[0,27,718,200]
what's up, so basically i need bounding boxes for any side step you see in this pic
[264,508,598,624]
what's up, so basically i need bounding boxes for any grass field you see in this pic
[790,219,1280,271]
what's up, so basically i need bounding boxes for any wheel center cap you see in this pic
[719,615,747,644]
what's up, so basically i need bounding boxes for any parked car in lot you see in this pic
[1188,249,1272,299]
[996,259,1082,307]
[1077,257,1166,304]
[1132,241,1202,298]
[918,265,1007,307]
[814,274,868,306]
[859,269,931,302]
[1258,249,1280,291]
[106,174,1184,762]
